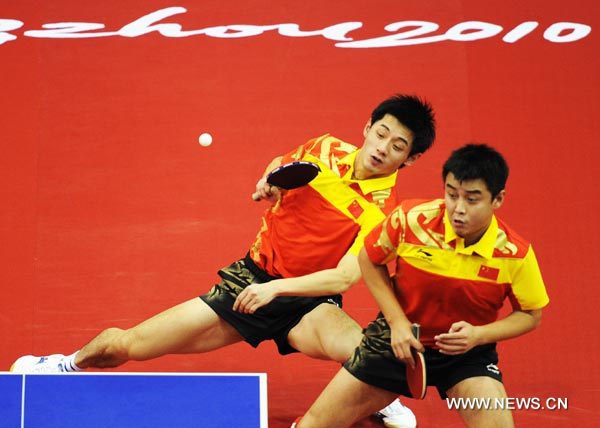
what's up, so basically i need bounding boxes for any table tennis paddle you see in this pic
[252,161,320,201]
[406,323,426,399]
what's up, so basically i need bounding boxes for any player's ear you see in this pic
[401,152,422,167]
[363,119,372,138]
[492,189,505,209]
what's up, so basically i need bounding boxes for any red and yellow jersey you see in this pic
[364,198,550,346]
[250,134,399,278]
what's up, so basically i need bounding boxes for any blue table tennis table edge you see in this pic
[0,371,268,428]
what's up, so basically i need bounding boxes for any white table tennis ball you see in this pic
[199,133,213,147]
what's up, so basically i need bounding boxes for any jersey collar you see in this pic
[444,210,498,259]
[339,150,397,194]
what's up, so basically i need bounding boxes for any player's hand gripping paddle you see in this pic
[252,161,321,201]
[406,323,426,399]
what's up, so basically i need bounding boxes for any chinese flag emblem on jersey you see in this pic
[478,265,500,281]
[347,200,364,219]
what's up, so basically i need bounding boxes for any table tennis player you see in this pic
[295,144,549,428]
[12,94,436,428]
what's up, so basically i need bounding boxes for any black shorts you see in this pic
[200,254,343,355]
[344,314,503,399]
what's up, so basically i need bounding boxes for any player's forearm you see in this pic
[262,156,283,177]
[476,309,542,345]
[358,248,410,328]
[271,259,361,297]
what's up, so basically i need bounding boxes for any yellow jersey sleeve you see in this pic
[347,203,388,256]
[510,246,550,310]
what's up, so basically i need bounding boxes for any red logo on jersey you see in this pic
[478,265,500,281]
[348,200,364,218]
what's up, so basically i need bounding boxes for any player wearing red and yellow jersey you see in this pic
[297,144,549,428]
[364,197,547,347]
[250,134,400,279]
[12,93,437,428]
[214,131,408,358]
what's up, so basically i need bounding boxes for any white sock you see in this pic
[64,351,82,372]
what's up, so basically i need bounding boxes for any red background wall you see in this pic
[1,1,598,426]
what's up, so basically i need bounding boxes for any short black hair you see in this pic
[442,144,509,199]
[370,94,436,156]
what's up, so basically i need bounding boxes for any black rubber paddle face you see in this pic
[267,161,321,189]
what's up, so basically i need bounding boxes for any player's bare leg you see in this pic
[287,303,362,363]
[297,368,398,428]
[447,376,515,428]
[288,304,416,428]
[75,297,244,368]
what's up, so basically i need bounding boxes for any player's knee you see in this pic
[331,319,363,361]
[312,306,362,362]
[323,329,361,363]
[450,376,507,399]
[345,326,363,349]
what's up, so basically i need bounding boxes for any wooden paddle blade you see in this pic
[406,323,426,399]
[407,348,427,399]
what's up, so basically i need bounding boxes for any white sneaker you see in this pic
[375,398,417,428]
[10,354,69,373]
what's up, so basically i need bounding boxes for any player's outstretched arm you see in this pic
[233,253,361,314]
[251,156,283,202]
[358,247,423,366]
[434,309,542,355]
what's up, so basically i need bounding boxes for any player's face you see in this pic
[444,173,504,246]
[355,114,418,179]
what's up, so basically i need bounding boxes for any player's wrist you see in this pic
[269,279,285,297]
[386,314,411,330]
[472,325,487,346]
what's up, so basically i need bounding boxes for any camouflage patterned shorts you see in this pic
[344,314,502,398]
